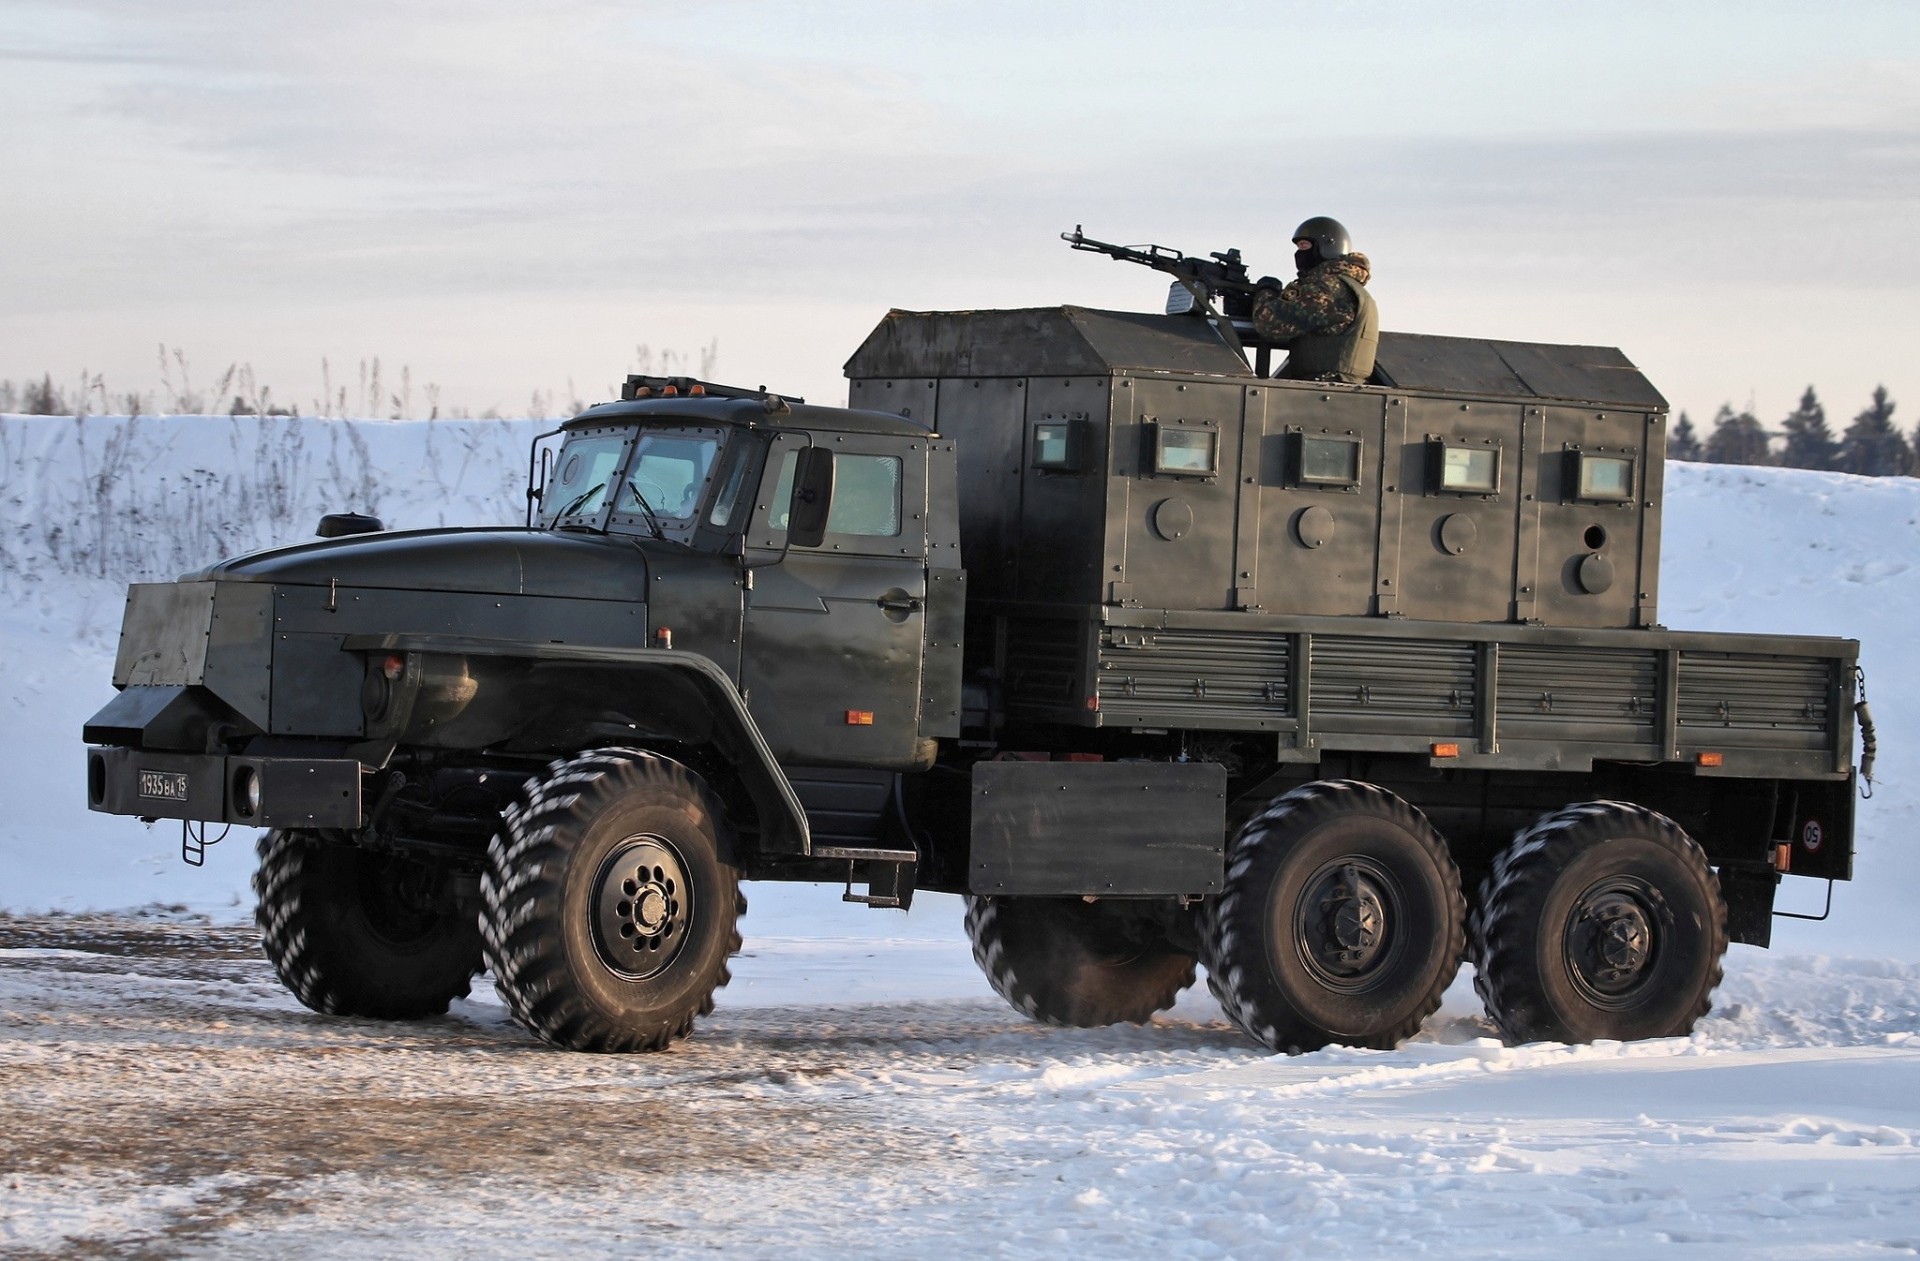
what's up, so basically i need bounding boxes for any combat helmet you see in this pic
[1292,216,1353,261]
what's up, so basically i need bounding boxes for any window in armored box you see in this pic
[1565,449,1636,503]
[1287,431,1365,490]
[1145,419,1219,478]
[1426,437,1503,497]
[1030,413,1091,474]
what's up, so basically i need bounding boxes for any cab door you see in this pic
[740,431,930,769]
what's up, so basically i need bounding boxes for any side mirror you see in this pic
[787,448,835,549]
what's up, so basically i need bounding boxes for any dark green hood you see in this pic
[189,528,643,599]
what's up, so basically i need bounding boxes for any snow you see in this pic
[1,924,1917,1257]
[2,415,1919,1255]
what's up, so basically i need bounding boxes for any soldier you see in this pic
[1253,216,1379,384]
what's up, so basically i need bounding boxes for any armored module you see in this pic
[84,276,1867,1056]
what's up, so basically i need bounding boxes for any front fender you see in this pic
[345,633,811,854]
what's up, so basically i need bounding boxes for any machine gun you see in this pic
[1061,226,1279,372]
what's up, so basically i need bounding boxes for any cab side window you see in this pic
[766,452,902,539]
[828,454,903,537]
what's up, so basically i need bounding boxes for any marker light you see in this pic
[233,766,261,819]
[1431,742,1460,758]
[846,710,874,726]
[1697,751,1724,767]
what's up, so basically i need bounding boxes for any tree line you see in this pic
[1671,385,1909,475]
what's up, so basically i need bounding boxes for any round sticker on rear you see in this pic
[1801,819,1824,853]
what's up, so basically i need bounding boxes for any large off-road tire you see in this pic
[253,829,483,1020]
[1473,801,1727,1045]
[965,896,1197,1027]
[1203,780,1466,1054]
[480,748,743,1053]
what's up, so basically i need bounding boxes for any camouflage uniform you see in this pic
[1251,253,1372,343]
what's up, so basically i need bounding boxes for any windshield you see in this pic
[619,431,720,521]
[540,431,628,524]
[540,424,727,532]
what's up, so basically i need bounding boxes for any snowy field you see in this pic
[3,915,1918,1257]
[2,414,1919,1256]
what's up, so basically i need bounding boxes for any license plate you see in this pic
[138,770,190,802]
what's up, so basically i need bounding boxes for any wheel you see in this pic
[480,748,743,1053]
[1472,801,1727,1045]
[964,896,1196,1027]
[253,829,483,1019]
[1202,780,1465,1053]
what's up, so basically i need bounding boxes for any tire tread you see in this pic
[1472,800,1727,1044]
[1203,780,1465,1053]
[480,748,741,1053]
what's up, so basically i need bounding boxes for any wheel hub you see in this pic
[1330,880,1384,957]
[592,835,692,981]
[1565,879,1665,1005]
[1295,860,1401,991]
[635,887,669,932]
[355,852,450,947]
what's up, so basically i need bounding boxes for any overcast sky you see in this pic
[3,0,1917,428]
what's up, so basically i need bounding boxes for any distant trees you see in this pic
[2,374,68,415]
[1671,384,1914,478]
[1778,387,1839,470]
[1703,404,1770,465]
[1669,411,1702,461]
[1838,386,1910,477]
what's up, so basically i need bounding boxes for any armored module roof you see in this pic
[846,307,1250,379]
[846,307,1667,411]
[1371,333,1667,411]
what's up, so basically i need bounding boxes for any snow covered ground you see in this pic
[2,414,1918,1255]
[2,915,1917,1257]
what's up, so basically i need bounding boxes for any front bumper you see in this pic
[86,746,363,829]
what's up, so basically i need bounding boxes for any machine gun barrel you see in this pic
[1061,226,1258,293]
[1062,225,1273,368]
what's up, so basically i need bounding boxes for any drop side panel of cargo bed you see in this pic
[987,602,1856,781]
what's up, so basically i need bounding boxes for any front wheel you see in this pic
[481,748,744,1053]
[254,829,483,1020]
[1472,801,1727,1045]
[1203,780,1465,1053]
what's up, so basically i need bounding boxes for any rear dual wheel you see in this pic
[965,895,1196,1027]
[968,781,1465,1050]
[1203,780,1466,1054]
[1473,802,1727,1045]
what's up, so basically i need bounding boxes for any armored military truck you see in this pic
[85,291,1865,1056]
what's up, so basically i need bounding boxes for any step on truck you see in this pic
[85,254,1869,1054]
